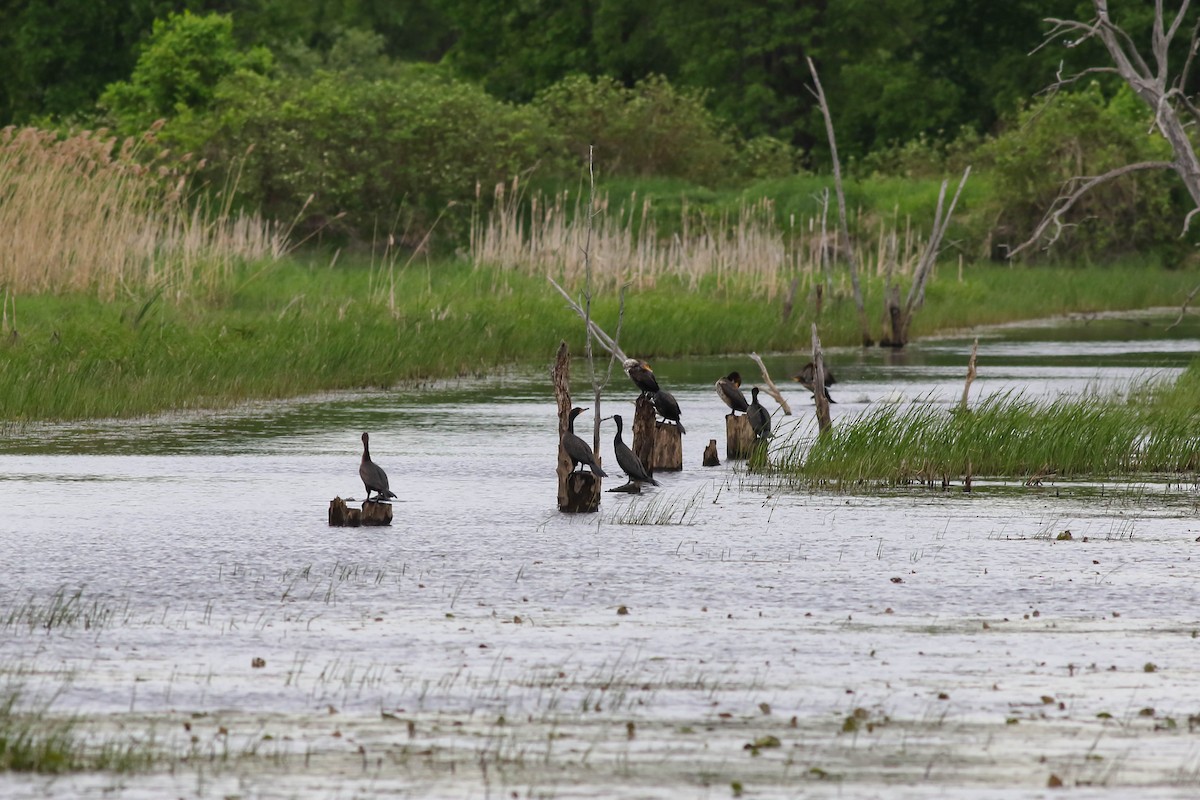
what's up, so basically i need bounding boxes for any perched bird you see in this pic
[612,414,658,486]
[715,371,749,414]
[359,432,397,501]
[651,389,686,434]
[622,358,660,395]
[562,407,608,477]
[792,361,837,404]
[747,387,771,439]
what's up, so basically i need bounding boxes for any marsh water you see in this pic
[2,311,1200,799]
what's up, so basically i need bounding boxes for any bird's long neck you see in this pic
[362,440,370,461]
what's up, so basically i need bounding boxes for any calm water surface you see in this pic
[1,311,1199,799]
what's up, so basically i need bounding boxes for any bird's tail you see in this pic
[677,422,686,434]
[594,466,608,477]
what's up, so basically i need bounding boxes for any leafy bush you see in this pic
[99,12,272,135]
[979,83,1180,262]
[193,65,558,244]
[533,74,737,185]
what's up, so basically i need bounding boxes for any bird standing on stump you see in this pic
[623,358,660,395]
[359,432,397,501]
[612,414,658,486]
[651,389,686,434]
[747,388,771,439]
[715,371,749,414]
[563,407,608,477]
[792,361,837,404]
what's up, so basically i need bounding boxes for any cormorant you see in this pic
[747,387,771,439]
[562,407,608,477]
[612,414,658,486]
[651,389,686,434]
[715,371,749,414]
[622,358,660,395]
[792,361,837,404]
[359,432,397,501]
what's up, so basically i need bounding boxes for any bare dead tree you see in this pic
[1166,282,1200,330]
[884,167,971,346]
[810,325,832,436]
[748,352,793,416]
[1012,0,1200,256]
[807,56,872,347]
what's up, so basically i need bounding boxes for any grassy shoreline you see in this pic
[1,258,1197,422]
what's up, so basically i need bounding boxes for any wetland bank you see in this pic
[2,313,1200,798]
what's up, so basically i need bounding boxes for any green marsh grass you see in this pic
[606,489,704,525]
[778,370,1200,484]
[0,688,157,774]
[3,257,1199,422]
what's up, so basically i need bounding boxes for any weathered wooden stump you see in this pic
[563,471,602,512]
[651,421,683,471]
[725,414,755,459]
[328,497,393,527]
[703,439,720,467]
[632,394,682,472]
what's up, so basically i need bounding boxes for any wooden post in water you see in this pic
[632,394,682,471]
[651,421,683,471]
[328,497,392,527]
[703,439,720,466]
[960,337,978,411]
[553,340,601,512]
[811,324,833,436]
[725,414,755,459]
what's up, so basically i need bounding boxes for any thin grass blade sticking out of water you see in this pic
[606,488,705,526]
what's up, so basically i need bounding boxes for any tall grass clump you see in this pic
[782,385,1200,485]
[0,689,156,773]
[0,125,286,301]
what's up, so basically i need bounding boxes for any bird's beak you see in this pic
[599,415,614,422]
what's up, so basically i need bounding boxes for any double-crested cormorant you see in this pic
[747,387,771,439]
[562,407,608,477]
[715,371,749,414]
[360,432,397,501]
[792,361,837,404]
[651,389,686,434]
[612,414,658,485]
[622,358,660,395]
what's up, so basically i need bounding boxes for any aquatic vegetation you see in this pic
[776,369,1200,484]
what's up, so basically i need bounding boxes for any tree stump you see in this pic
[632,393,657,470]
[651,421,683,471]
[703,439,720,467]
[563,472,602,512]
[328,497,392,527]
[725,414,755,459]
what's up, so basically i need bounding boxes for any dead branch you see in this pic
[1166,283,1200,331]
[898,166,971,343]
[807,56,872,346]
[747,352,792,416]
[1007,161,1174,258]
[959,338,978,411]
[548,275,627,363]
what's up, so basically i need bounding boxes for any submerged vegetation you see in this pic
[776,364,1200,485]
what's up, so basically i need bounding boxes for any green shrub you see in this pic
[191,65,560,244]
[99,12,272,135]
[979,83,1180,262]
[533,74,736,185]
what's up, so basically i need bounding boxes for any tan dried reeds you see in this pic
[469,179,930,298]
[0,125,286,301]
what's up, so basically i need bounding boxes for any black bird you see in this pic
[792,361,837,404]
[651,389,686,434]
[612,414,658,486]
[715,371,749,414]
[623,358,660,395]
[359,432,397,501]
[562,407,608,477]
[747,387,771,439]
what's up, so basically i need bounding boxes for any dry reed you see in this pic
[0,125,287,301]
[469,179,931,298]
